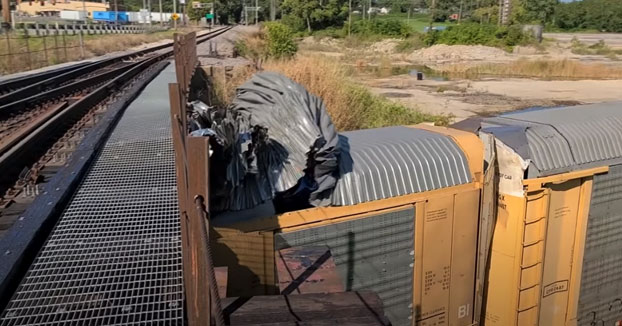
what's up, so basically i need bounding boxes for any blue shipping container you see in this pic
[92,11,129,23]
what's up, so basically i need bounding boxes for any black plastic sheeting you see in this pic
[190,72,340,212]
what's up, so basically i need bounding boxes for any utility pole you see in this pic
[148,0,152,26]
[458,0,463,23]
[254,0,258,24]
[348,0,351,36]
[173,0,177,28]
[429,0,435,29]
[499,0,510,25]
[114,0,118,24]
[270,0,275,21]
[159,0,162,26]
[1,0,11,29]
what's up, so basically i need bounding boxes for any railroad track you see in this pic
[0,26,232,233]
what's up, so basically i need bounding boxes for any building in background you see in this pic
[16,0,109,18]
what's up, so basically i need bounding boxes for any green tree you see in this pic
[553,0,622,32]
[281,0,348,33]
[517,0,558,24]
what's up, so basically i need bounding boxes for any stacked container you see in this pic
[479,102,622,326]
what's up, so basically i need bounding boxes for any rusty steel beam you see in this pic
[169,30,226,326]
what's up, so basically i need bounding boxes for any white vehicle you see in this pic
[59,10,87,21]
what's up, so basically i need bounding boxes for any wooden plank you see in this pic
[223,292,388,325]
[233,316,390,326]
[213,228,276,296]
[215,266,228,298]
[168,82,196,325]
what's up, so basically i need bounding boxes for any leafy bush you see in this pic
[426,23,532,49]
[281,14,307,34]
[350,19,413,38]
[234,23,297,62]
[264,22,298,59]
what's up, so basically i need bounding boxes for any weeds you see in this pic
[424,23,534,50]
[443,58,622,79]
[234,22,297,66]
[214,55,451,130]
[264,56,451,129]
[395,34,426,53]
[570,38,622,58]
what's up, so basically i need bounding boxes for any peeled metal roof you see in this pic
[482,102,622,177]
[330,126,471,206]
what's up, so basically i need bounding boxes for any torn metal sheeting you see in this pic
[481,102,622,177]
[190,72,339,212]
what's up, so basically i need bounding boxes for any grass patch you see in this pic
[395,34,426,53]
[443,58,622,79]
[262,56,451,130]
[214,55,450,130]
[570,38,622,58]
[373,12,450,33]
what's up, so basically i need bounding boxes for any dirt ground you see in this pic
[196,25,255,66]
[300,35,622,122]
[364,76,622,120]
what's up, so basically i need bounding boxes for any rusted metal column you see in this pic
[169,31,211,326]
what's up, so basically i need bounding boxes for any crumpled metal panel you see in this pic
[331,126,471,206]
[578,164,622,326]
[191,72,340,211]
[275,207,415,326]
[483,102,622,177]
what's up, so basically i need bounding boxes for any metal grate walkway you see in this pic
[0,64,184,325]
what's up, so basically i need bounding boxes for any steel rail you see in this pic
[0,63,90,96]
[0,26,230,107]
[0,26,232,191]
[0,26,232,314]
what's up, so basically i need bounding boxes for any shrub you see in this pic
[235,23,297,61]
[281,14,306,34]
[350,19,413,38]
[428,23,532,49]
[264,22,298,59]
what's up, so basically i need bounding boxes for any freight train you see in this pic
[177,74,622,326]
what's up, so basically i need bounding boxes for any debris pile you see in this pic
[190,72,340,212]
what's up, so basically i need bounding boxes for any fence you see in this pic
[13,22,153,36]
[0,26,169,75]
[0,31,85,74]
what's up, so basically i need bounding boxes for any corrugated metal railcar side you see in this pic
[211,125,485,326]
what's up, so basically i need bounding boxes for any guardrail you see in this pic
[10,22,166,36]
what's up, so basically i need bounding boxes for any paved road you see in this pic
[544,32,622,48]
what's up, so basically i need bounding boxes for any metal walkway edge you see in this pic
[0,64,184,325]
